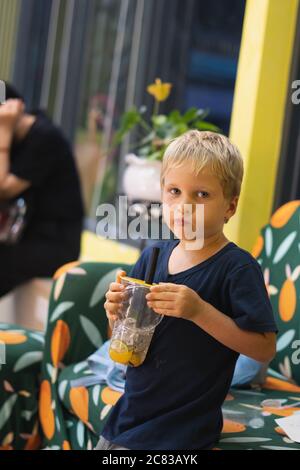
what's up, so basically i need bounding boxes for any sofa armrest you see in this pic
[42,261,133,370]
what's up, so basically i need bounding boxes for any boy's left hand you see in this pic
[146,283,205,321]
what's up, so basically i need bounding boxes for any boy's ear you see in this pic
[226,195,239,218]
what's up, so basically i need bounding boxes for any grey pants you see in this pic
[94,435,129,450]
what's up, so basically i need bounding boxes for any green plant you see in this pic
[114,79,221,161]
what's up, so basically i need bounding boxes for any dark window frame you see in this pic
[273,5,300,209]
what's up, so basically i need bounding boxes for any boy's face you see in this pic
[161,163,238,242]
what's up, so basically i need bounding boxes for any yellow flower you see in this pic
[147,78,172,102]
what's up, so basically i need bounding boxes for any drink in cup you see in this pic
[109,247,161,367]
[109,276,162,366]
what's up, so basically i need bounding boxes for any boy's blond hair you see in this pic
[161,130,244,199]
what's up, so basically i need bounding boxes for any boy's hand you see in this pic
[146,283,205,321]
[104,270,127,325]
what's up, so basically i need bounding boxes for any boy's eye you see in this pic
[198,191,209,198]
[168,188,209,198]
[169,188,180,195]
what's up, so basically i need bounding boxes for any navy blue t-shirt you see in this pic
[102,239,277,450]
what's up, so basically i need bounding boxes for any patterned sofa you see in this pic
[0,200,300,450]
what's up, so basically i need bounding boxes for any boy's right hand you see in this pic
[104,270,127,324]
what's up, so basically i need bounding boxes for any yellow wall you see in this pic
[0,0,20,80]
[80,230,140,265]
[225,0,299,251]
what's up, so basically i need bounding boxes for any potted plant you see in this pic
[114,78,220,202]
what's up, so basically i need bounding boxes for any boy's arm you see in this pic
[147,283,276,363]
[192,301,276,363]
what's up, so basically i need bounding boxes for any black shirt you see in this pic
[102,239,278,450]
[10,111,84,231]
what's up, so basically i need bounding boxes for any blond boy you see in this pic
[96,130,277,450]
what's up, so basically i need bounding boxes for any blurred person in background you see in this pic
[0,83,84,297]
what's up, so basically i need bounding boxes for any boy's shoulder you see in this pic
[219,242,263,277]
[139,240,263,277]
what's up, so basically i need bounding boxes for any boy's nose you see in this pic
[175,203,194,216]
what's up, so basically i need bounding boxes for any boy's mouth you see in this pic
[174,218,192,226]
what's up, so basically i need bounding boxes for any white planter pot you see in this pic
[122,154,162,202]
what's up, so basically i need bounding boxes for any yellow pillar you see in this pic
[225,0,299,251]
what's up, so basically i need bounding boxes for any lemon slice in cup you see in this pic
[109,339,133,365]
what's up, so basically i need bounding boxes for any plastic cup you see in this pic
[109,276,163,367]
